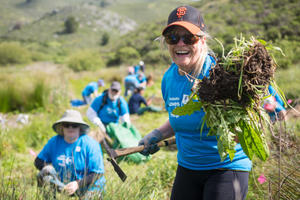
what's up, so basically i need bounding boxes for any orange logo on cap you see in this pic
[176,7,186,18]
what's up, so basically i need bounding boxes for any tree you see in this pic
[64,16,78,34]
[101,32,109,46]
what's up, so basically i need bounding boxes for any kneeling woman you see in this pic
[34,109,105,198]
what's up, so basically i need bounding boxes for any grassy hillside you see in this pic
[107,0,191,24]
[111,0,300,68]
[0,0,191,45]
[2,0,299,68]
[1,2,137,48]
[0,0,90,35]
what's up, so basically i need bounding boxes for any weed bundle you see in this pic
[173,36,285,162]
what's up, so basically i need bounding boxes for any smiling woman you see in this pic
[139,5,251,200]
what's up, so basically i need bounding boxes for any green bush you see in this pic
[118,47,140,64]
[107,47,140,66]
[101,32,110,46]
[272,39,300,69]
[64,16,78,34]
[143,49,170,65]
[0,42,31,65]
[67,50,104,72]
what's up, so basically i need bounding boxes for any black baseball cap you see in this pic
[162,5,206,35]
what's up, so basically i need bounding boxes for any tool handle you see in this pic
[114,137,176,158]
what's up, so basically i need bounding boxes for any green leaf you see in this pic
[239,119,269,161]
[228,149,236,161]
[238,120,254,160]
[257,39,267,46]
[172,98,202,116]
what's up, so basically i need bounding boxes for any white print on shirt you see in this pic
[57,155,72,167]
[169,102,180,107]
[181,94,189,106]
[169,97,179,101]
[169,94,189,118]
[106,107,118,115]
[170,113,179,118]
[75,146,81,152]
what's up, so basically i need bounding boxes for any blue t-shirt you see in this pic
[267,85,285,120]
[37,134,105,192]
[268,85,285,113]
[82,82,98,97]
[161,55,252,171]
[128,93,147,114]
[124,74,139,86]
[134,65,140,74]
[136,73,147,84]
[91,92,129,125]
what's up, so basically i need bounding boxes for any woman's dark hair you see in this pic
[135,86,144,93]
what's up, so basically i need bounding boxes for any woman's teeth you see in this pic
[176,50,189,55]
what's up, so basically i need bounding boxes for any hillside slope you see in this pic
[0,0,191,45]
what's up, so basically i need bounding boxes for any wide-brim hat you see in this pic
[52,109,89,135]
[162,5,206,36]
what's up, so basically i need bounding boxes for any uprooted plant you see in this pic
[173,36,286,162]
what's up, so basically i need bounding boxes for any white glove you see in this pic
[93,117,106,132]
[64,181,79,195]
[87,107,106,132]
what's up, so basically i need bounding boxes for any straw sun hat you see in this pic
[52,110,89,135]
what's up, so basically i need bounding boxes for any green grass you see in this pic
[275,64,300,100]
[0,54,299,200]
[108,0,191,24]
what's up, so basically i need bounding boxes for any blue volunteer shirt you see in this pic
[124,74,140,86]
[162,55,252,171]
[37,134,105,193]
[91,93,129,125]
[136,74,147,84]
[267,85,286,120]
[82,82,98,97]
[134,65,140,74]
[268,85,285,113]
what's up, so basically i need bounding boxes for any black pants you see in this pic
[171,165,249,200]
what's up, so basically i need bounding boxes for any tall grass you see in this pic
[247,120,300,199]
[0,79,49,112]
[67,50,105,72]
[0,66,69,113]
[0,42,31,65]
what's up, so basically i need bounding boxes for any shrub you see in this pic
[101,32,110,46]
[143,49,170,65]
[272,39,300,69]
[0,78,50,113]
[64,16,78,34]
[67,50,104,72]
[118,47,140,64]
[106,47,140,66]
[0,42,31,65]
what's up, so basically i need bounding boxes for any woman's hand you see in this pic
[139,129,163,156]
[64,181,79,195]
